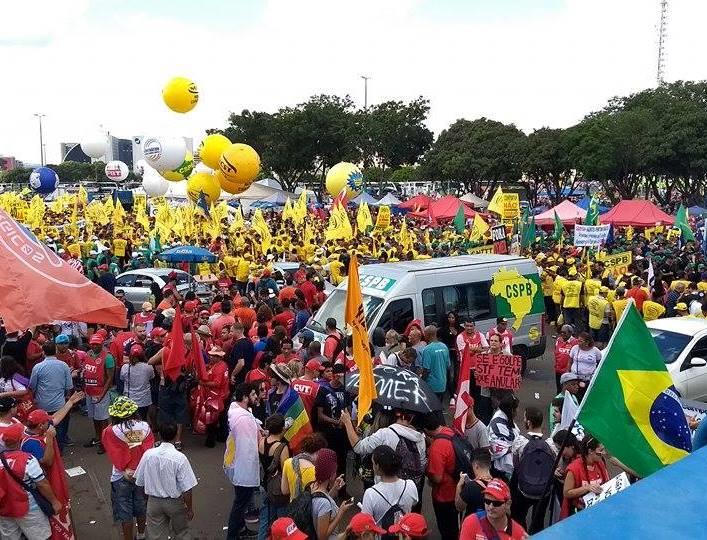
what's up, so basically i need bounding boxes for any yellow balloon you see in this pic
[219,143,261,185]
[216,170,250,195]
[186,172,221,205]
[162,77,199,113]
[160,151,194,182]
[326,162,363,198]
[198,134,231,170]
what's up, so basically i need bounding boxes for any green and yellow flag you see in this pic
[577,302,692,478]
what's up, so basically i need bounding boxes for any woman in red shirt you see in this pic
[561,435,609,518]
[193,347,230,448]
[554,325,579,393]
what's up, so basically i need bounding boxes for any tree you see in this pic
[419,117,527,196]
[523,127,576,205]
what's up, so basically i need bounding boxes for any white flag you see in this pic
[647,258,655,292]
[560,390,579,430]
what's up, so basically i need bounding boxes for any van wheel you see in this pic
[513,346,529,376]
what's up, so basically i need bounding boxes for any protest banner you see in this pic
[475,353,522,390]
[582,472,631,508]
[599,251,632,278]
[574,224,611,247]
[491,224,508,254]
[502,193,520,220]
[468,244,494,255]
[372,205,391,234]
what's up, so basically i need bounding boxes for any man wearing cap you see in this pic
[82,334,116,454]
[675,302,690,317]
[270,517,307,540]
[388,512,429,539]
[29,341,73,452]
[0,422,63,539]
[133,302,156,334]
[115,289,136,320]
[548,373,581,435]
[459,478,527,539]
[292,359,326,423]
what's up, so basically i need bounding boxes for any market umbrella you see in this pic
[344,365,443,413]
[158,245,218,263]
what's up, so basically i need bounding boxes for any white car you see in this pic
[115,268,195,309]
[647,317,707,402]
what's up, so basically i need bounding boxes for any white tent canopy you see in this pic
[374,193,402,206]
[460,192,489,208]
[164,180,297,208]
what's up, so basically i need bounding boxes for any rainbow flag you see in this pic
[276,388,313,453]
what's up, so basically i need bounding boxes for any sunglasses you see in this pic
[484,499,505,508]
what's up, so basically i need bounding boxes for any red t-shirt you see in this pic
[272,311,295,336]
[211,315,236,339]
[291,378,321,417]
[427,427,457,503]
[460,513,527,540]
[323,332,343,360]
[298,281,317,308]
[626,287,649,311]
[274,352,298,365]
[554,337,579,374]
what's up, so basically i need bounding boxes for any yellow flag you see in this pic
[356,201,373,233]
[253,208,272,253]
[626,225,634,242]
[282,198,293,222]
[398,218,412,252]
[77,185,88,206]
[470,213,490,241]
[345,255,377,426]
[487,186,504,215]
[230,206,245,234]
[293,190,308,225]
[325,203,353,241]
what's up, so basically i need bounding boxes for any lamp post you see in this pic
[34,113,46,166]
[360,75,370,108]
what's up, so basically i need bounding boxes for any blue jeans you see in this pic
[258,492,287,540]
[51,409,70,453]
[227,485,255,540]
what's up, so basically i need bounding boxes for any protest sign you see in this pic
[468,244,494,255]
[373,205,391,233]
[599,251,632,278]
[574,224,611,247]
[491,225,508,254]
[582,472,631,508]
[475,353,522,390]
[502,193,520,220]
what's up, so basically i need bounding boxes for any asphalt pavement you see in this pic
[63,336,556,540]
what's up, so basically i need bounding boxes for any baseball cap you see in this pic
[129,344,145,357]
[271,517,307,540]
[89,335,104,345]
[0,422,25,445]
[184,300,199,312]
[150,327,167,338]
[27,409,51,426]
[388,513,428,536]
[560,372,581,385]
[483,478,511,502]
[199,309,211,317]
[496,317,508,324]
[676,302,688,311]
[305,359,322,372]
[349,513,386,535]
[297,329,314,341]
[0,396,18,413]
[55,334,70,345]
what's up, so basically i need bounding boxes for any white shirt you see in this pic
[223,403,260,487]
[362,479,418,524]
[135,442,198,498]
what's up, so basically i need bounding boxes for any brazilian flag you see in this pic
[577,302,692,478]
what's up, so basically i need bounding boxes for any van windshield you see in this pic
[309,289,384,332]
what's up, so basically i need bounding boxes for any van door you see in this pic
[679,335,707,401]
[373,297,415,336]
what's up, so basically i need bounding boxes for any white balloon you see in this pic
[142,170,169,197]
[193,161,212,174]
[142,136,187,171]
[81,134,106,159]
[105,160,129,181]
[134,159,149,175]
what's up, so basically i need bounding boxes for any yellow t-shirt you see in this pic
[541,274,554,297]
[236,259,251,282]
[329,260,345,286]
[223,256,240,278]
[561,280,583,308]
[643,301,666,321]
[587,295,609,330]
[613,299,629,322]
[197,262,211,276]
[552,276,567,305]
[282,457,315,502]
[113,239,128,257]
[583,279,601,305]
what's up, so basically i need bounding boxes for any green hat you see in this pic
[108,396,138,419]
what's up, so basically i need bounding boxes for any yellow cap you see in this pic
[568,267,577,276]
[676,302,688,311]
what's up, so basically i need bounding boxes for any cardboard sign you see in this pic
[502,193,520,220]
[574,225,611,247]
[475,353,522,390]
[491,225,508,254]
[582,472,630,508]
[373,205,391,233]
[600,251,632,278]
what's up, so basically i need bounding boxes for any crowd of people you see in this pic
[0,190,706,540]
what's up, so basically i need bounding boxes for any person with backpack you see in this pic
[459,479,528,539]
[488,391,520,481]
[361,446,419,538]
[322,318,344,362]
[455,449,494,518]
[510,407,556,533]
[281,433,328,502]
[258,413,290,540]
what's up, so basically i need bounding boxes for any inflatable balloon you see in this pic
[161,151,194,182]
[326,162,363,198]
[193,161,213,174]
[218,143,260,187]
[105,160,129,181]
[216,169,250,195]
[142,170,169,197]
[162,77,199,113]
[187,172,221,205]
[198,134,231,170]
[134,159,149,175]
[81,135,106,159]
[142,136,187,171]
[29,167,59,195]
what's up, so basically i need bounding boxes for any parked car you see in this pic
[115,268,195,310]
[648,317,707,402]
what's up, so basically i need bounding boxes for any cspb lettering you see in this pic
[505,282,532,298]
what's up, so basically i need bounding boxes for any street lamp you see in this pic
[360,75,371,108]
[34,113,46,166]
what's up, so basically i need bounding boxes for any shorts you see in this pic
[0,507,51,540]
[86,393,111,421]
[158,385,188,425]
[111,477,147,523]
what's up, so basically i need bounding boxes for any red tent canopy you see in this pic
[398,194,434,211]
[600,200,674,227]
[409,195,476,221]
[535,200,587,227]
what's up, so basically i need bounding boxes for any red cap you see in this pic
[27,409,52,426]
[184,300,199,312]
[129,344,144,356]
[0,422,25,445]
[350,513,386,535]
[150,327,167,338]
[388,513,428,536]
[483,478,511,502]
[96,328,108,338]
[199,310,211,317]
[271,517,307,540]
[305,359,322,372]
[89,335,104,345]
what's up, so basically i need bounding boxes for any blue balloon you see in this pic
[29,167,59,195]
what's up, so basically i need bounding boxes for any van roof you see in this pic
[359,254,531,280]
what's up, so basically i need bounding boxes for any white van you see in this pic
[307,254,547,363]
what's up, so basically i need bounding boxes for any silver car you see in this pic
[115,268,195,309]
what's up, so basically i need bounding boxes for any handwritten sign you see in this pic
[582,472,630,508]
[574,225,611,247]
[502,193,520,220]
[346,365,436,412]
[373,206,391,234]
[475,353,522,390]
[491,225,508,255]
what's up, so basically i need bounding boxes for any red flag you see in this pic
[164,305,186,382]
[331,187,348,210]
[190,325,208,382]
[453,347,475,434]
[0,209,126,332]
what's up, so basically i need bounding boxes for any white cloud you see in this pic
[1,0,705,166]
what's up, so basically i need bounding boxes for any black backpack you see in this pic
[287,487,328,539]
[389,426,424,483]
[371,484,409,540]
[516,435,555,500]
[433,432,474,479]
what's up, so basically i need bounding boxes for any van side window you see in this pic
[422,289,437,326]
[423,281,492,325]
[376,298,414,335]
[686,337,707,366]
[466,281,492,320]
